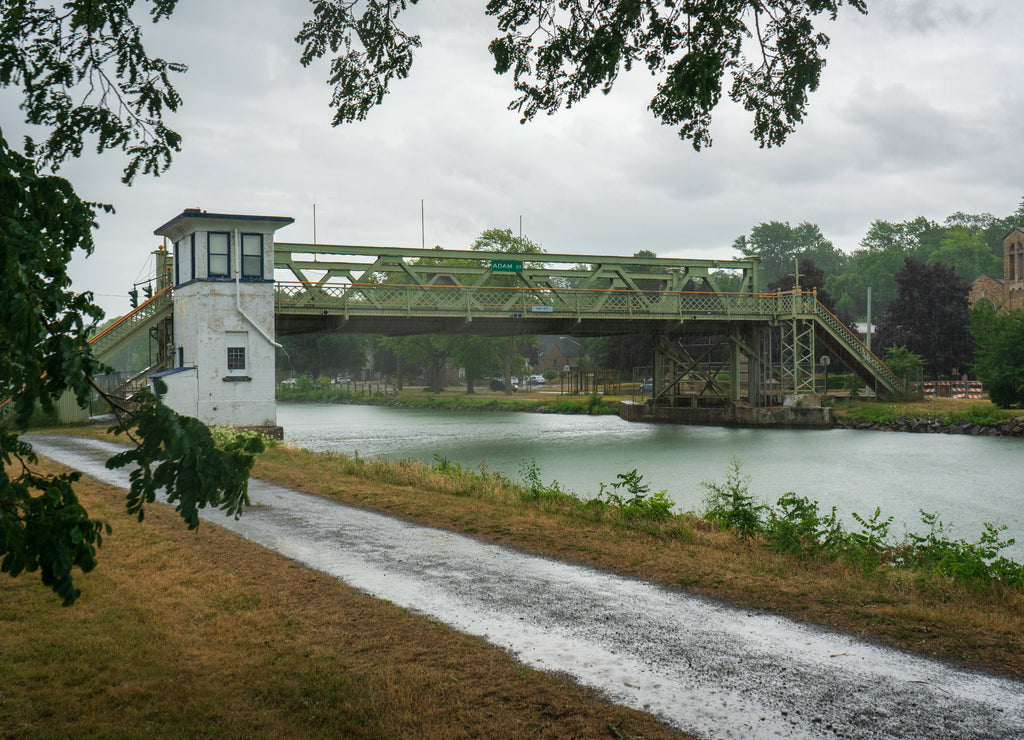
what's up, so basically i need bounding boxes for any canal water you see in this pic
[277,403,1024,559]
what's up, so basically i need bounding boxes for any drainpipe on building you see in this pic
[234,228,282,349]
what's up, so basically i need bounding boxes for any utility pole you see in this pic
[866,286,872,351]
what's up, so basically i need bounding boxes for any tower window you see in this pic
[227,346,246,371]
[209,232,230,277]
[241,233,263,279]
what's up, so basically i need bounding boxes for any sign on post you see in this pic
[491,259,523,273]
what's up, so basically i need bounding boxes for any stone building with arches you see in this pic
[968,227,1024,312]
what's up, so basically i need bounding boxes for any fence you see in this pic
[913,381,984,399]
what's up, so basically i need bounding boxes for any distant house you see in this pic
[536,336,584,373]
[969,227,1024,313]
[968,274,1007,312]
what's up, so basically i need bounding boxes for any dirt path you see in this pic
[27,434,1024,740]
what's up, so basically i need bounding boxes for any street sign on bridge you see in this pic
[491,259,523,273]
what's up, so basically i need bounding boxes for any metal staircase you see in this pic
[89,286,173,362]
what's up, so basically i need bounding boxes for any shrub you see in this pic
[700,457,764,538]
[765,493,843,556]
[846,507,895,569]
[592,469,675,520]
[517,458,566,501]
[907,512,1023,588]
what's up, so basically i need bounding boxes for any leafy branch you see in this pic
[1,0,186,182]
[292,0,867,149]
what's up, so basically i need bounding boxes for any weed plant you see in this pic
[698,459,1023,589]
[211,426,279,449]
[700,457,765,538]
[590,469,675,520]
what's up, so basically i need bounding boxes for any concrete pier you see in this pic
[618,399,835,429]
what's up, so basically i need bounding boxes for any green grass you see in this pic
[276,386,619,414]
[838,402,1012,426]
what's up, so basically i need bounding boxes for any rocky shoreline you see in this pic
[835,415,1024,437]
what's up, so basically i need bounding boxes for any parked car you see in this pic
[527,374,546,386]
[489,378,519,392]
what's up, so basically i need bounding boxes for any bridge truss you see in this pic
[272,242,901,404]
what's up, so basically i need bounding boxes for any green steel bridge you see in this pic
[86,242,902,410]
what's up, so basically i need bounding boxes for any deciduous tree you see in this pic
[873,258,973,378]
[732,221,836,283]
[970,305,1024,408]
[766,258,838,313]
[472,229,545,394]
[1,2,256,605]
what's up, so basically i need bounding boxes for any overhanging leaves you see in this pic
[0,0,186,183]
[296,0,868,148]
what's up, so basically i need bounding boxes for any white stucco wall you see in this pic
[173,272,277,428]
[154,368,198,417]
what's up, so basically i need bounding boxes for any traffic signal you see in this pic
[129,289,138,308]
[143,284,153,299]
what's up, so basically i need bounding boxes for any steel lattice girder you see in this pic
[780,319,816,394]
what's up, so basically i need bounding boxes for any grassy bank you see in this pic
[1,456,685,739]
[250,444,1024,680]
[9,423,1024,736]
[832,397,1016,426]
[277,385,620,414]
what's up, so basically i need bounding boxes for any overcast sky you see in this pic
[6,0,1024,318]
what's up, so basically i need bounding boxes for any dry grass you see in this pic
[2,457,687,739]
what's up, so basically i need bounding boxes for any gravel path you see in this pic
[27,434,1024,739]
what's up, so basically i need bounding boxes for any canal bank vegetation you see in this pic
[277,383,620,414]
[248,441,1024,681]
[834,398,1014,426]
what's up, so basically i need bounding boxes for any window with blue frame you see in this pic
[241,233,263,280]
[208,232,230,277]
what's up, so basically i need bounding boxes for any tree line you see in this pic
[731,202,1024,398]
[293,201,1024,404]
